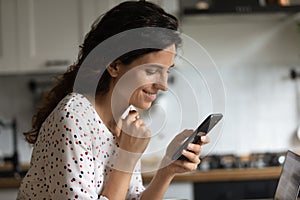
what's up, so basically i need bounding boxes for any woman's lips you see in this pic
[143,90,157,102]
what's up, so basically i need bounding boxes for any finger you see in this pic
[186,143,201,155]
[130,121,151,138]
[182,149,201,164]
[174,159,199,172]
[114,117,123,137]
[200,135,210,144]
[140,125,151,138]
[133,118,144,126]
[129,111,139,120]
[125,110,139,122]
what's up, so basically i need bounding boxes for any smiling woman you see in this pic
[17,1,209,200]
[111,45,176,111]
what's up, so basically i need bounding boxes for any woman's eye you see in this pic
[145,69,157,75]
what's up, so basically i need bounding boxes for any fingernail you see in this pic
[201,135,206,141]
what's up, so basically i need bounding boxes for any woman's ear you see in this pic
[106,61,121,78]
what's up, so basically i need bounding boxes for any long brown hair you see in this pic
[24,1,181,144]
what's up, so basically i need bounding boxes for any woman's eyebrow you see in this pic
[149,63,175,69]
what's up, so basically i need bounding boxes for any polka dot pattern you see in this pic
[18,93,144,199]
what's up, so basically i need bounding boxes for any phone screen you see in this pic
[172,113,223,160]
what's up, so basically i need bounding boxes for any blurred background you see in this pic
[0,0,300,199]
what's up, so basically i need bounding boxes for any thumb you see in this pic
[174,129,193,143]
[114,117,123,137]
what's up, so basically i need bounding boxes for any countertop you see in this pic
[142,166,282,183]
[0,166,282,188]
[0,163,28,189]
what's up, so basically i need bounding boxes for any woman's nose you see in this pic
[154,83,168,91]
[154,74,168,91]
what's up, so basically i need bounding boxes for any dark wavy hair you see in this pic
[24,0,181,144]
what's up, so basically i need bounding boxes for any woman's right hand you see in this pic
[117,110,151,155]
[112,110,150,172]
[102,110,151,198]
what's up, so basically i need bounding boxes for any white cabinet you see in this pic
[0,0,177,74]
[144,182,194,200]
[16,0,124,73]
[17,0,83,72]
[0,189,19,200]
[164,182,194,200]
[0,0,114,74]
[0,0,18,73]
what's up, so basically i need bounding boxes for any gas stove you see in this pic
[198,152,286,171]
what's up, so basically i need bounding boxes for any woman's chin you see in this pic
[132,102,152,110]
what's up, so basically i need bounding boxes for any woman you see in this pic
[18,1,209,199]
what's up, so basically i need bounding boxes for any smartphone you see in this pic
[172,113,223,160]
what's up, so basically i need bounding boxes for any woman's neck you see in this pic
[94,92,129,137]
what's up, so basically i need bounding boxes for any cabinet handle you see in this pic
[45,60,70,67]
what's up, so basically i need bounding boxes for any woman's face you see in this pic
[114,45,176,110]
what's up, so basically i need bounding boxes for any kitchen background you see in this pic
[1,0,300,199]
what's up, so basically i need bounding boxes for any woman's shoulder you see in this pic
[43,92,106,134]
[56,92,91,111]
[49,92,96,121]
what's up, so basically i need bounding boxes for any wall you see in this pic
[179,13,300,155]
[0,13,300,163]
[0,74,56,163]
[143,13,300,159]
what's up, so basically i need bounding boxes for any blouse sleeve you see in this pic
[45,110,100,199]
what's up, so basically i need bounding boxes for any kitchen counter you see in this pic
[142,166,282,183]
[0,166,282,188]
[0,177,23,189]
[0,163,29,189]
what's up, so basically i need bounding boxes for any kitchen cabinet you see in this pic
[194,179,279,200]
[17,0,86,73]
[0,0,18,73]
[0,0,116,74]
[0,189,18,200]
[0,0,176,74]
[164,182,193,200]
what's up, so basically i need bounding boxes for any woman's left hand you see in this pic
[160,130,210,174]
